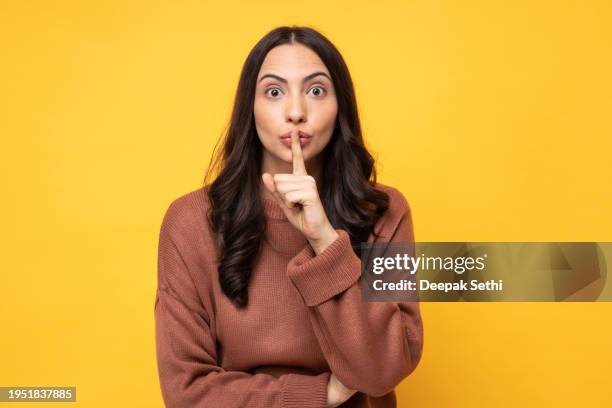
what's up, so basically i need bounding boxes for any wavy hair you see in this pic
[203,26,390,308]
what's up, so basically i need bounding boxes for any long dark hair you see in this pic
[203,25,390,308]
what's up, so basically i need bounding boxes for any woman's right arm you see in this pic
[155,199,337,407]
[155,285,331,407]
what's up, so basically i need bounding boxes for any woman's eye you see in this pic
[308,86,326,97]
[265,87,282,98]
[264,86,326,98]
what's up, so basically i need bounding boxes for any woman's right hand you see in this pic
[326,373,357,407]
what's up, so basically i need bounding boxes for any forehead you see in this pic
[258,44,330,79]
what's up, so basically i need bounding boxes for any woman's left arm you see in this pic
[286,195,424,398]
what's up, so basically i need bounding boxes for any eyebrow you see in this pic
[258,71,332,84]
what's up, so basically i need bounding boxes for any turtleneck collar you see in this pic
[261,196,289,221]
[260,195,310,257]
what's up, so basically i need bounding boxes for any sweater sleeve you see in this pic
[154,200,331,408]
[286,193,424,398]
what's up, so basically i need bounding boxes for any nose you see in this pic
[285,93,306,124]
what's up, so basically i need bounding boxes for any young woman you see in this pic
[154,26,424,408]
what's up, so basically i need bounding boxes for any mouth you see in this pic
[279,130,312,147]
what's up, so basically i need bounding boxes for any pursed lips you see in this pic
[279,130,312,139]
[279,130,312,147]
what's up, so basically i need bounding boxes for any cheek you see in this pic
[320,103,338,147]
[308,107,337,150]
[254,100,276,138]
[311,100,338,132]
[253,98,267,125]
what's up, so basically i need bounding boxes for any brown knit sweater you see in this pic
[154,183,423,407]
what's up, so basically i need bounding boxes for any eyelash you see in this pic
[264,86,327,98]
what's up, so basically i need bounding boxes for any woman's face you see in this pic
[254,43,338,169]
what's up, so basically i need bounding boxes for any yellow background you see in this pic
[1,0,611,406]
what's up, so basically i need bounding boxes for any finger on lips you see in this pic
[291,127,307,176]
[262,127,310,210]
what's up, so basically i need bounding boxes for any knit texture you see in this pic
[154,182,423,407]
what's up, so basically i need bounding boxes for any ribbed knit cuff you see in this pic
[281,372,330,408]
[287,229,362,307]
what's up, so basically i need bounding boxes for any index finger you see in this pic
[291,127,307,176]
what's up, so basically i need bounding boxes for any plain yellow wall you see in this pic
[1,1,611,406]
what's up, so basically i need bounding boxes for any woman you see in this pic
[154,26,423,407]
